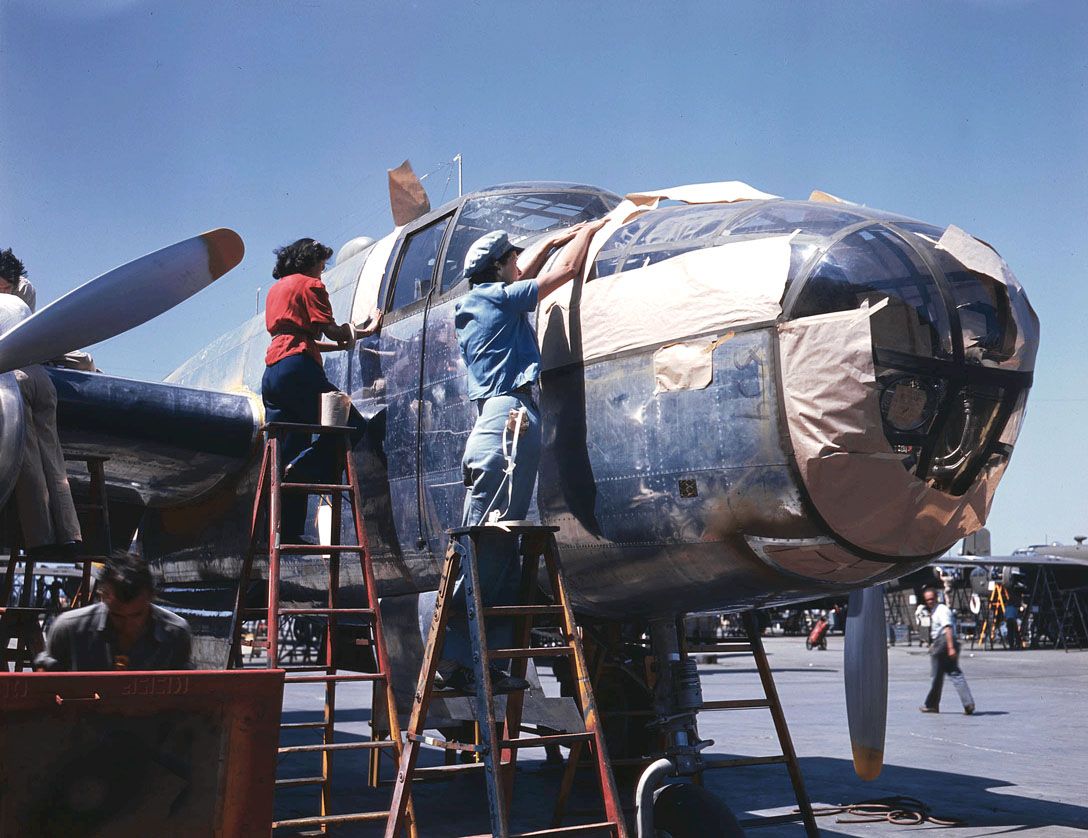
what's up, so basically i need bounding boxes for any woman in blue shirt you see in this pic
[438,219,604,694]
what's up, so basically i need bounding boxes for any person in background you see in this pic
[260,237,379,542]
[35,552,191,671]
[920,586,975,714]
[0,247,83,560]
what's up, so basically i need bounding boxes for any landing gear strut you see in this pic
[633,618,744,837]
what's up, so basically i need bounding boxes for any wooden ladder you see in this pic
[682,611,819,836]
[227,421,415,835]
[385,524,627,838]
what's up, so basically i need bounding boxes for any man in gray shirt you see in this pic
[920,586,975,714]
[36,553,191,671]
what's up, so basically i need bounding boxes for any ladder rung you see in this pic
[277,607,374,616]
[412,762,487,779]
[280,482,352,493]
[510,823,621,837]
[284,673,384,684]
[489,645,573,659]
[702,754,787,769]
[687,643,752,653]
[280,721,329,730]
[272,811,389,829]
[407,732,481,753]
[499,732,593,749]
[701,699,772,711]
[278,740,395,754]
[265,421,353,435]
[482,605,565,616]
[275,775,326,788]
[278,665,334,673]
[279,544,362,554]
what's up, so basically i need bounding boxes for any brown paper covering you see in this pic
[778,304,1007,557]
[387,160,431,227]
[540,235,794,369]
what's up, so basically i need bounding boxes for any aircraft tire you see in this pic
[653,783,745,837]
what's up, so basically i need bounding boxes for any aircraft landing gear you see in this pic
[632,619,744,837]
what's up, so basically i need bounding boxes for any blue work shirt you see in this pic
[454,279,540,400]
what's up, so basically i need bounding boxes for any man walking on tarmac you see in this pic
[920,586,975,714]
[435,218,606,694]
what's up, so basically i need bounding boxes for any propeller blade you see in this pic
[844,584,888,781]
[0,229,243,374]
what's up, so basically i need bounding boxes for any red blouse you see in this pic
[264,273,334,366]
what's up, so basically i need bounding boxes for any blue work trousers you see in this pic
[443,393,541,670]
[261,353,363,540]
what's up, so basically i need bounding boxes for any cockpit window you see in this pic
[389,216,452,311]
[593,203,751,279]
[728,201,865,237]
[792,227,954,359]
[440,191,616,292]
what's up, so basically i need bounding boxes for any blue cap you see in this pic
[463,230,522,279]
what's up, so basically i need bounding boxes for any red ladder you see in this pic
[228,421,415,835]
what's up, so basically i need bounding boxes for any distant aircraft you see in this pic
[1,170,1040,823]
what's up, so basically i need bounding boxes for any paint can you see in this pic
[321,391,352,427]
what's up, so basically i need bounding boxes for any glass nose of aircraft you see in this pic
[778,213,1038,558]
[788,221,1038,497]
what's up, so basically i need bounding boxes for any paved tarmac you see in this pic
[276,635,1088,836]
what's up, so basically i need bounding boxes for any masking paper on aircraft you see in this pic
[808,190,854,204]
[754,540,893,585]
[653,340,715,393]
[778,303,1007,557]
[540,234,793,368]
[350,230,399,325]
[936,224,1040,372]
[580,181,780,282]
[388,160,431,228]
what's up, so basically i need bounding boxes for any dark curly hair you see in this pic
[0,248,27,283]
[467,247,518,285]
[101,552,155,602]
[272,238,334,279]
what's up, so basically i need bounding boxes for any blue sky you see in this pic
[1,0,1085,553]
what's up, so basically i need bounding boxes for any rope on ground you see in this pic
[797,796,965,826]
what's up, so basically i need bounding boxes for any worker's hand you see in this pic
[947,646,957,658]
[354,308,383,337]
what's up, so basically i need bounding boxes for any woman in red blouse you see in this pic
[261,237,376,541]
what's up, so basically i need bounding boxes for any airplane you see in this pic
[0,169,1040,830]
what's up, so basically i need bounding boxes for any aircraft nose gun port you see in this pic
[778,218,1037,558]
[788,224,1036,496]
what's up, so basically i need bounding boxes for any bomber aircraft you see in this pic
[0,169,1040,829]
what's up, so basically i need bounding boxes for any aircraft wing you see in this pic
[51,366,259,508]
[938,553,1088,569]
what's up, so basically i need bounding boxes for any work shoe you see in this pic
[919,706,939,713]
[964,704,975,715]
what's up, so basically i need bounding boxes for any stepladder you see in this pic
[385,523,628,838]
[227,421,415,835]
[677,611,820,836]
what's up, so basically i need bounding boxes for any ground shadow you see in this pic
[702,755,1088,833]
